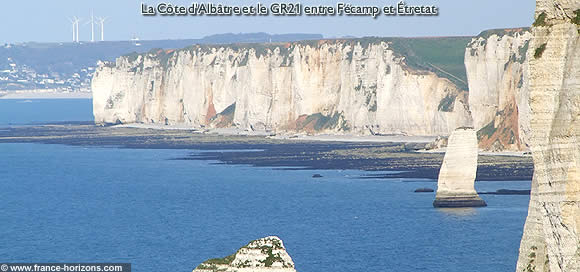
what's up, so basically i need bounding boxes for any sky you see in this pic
[0,0,536,43]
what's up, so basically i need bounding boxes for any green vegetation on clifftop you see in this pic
[119,36,472,91]
[476,28,530,40]
[381,37,471,90]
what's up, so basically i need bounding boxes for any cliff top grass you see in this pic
[476,28,531,40]
[121,36,472,90]
[378,37,471,90]
[203,254,236,266]
[330,37,471,89]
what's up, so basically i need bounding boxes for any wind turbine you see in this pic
[85,11,96,42]
[96,17,107,41]
[67,17,76,42]
[70,16,81,42]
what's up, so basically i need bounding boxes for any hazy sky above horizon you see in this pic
[0,0,535,43]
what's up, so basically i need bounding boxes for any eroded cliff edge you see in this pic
[516,1,580,271]
[465,28,532,151]
[92,38,472,136]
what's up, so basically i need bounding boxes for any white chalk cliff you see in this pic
[92,34,539,150]
[465,29,532,151]
[516,1,580,271]
[433,128,486,207]
[193,236,296,272]
[92,40,472,136]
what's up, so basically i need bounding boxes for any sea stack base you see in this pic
[433,128,487,209]
[433,195,487,208]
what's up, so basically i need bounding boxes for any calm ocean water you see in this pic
[0,99,93,126]
[0,99,531,272]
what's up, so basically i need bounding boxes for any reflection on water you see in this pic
[436,207,479,217]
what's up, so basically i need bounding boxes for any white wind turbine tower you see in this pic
[69,16,81,42]
[68,17,76,42]
[96,17,107,41]
[86,11,96,42]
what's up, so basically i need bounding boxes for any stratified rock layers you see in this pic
[433,128,487,208]
[465,29,532,151]
[516,1,580,271]
[92,40,471,136]
[193,236,296,272]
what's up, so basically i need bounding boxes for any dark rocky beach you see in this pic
[0,124,534,181]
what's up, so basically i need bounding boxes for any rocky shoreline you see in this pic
[0,124,534,181]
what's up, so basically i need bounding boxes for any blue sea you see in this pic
[0,99,94,126]
[0,99,531,272]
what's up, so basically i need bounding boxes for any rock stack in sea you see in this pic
[192,236,297,272]
[433,127,487,208]
[516,1,580,271]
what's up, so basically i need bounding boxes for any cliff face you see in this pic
[193,236,296,272]
[465,29,532,151]
[93,33,541,147]
[92,39,471,136]
[516,1,580,271]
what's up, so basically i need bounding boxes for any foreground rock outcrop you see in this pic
[193,236,296,272]
[433,128,487,208]
[465,28,532,151]
[92,38,472,136]
[516,1,580,271]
